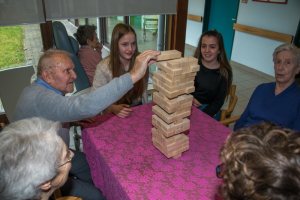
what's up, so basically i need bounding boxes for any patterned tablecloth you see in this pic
[82,103,232,200]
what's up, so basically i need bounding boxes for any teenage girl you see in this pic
[92,23,148,118]
[192,30,232,120]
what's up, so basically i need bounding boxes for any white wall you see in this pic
[185,0,205,47]
[231,0,300,76]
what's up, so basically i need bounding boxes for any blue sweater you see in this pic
[234,81,300,132]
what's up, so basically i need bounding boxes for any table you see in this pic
[82,103,232,200]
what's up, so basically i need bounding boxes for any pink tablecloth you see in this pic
[82,103,232,200]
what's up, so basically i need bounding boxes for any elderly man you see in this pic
[13,49,160,199]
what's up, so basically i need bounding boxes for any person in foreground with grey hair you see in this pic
[0,117,74,200]
[13,48,160,199]
[234,43,300,131]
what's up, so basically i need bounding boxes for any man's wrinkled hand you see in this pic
[130,50,161,84]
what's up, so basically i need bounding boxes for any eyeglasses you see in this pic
[59,156,72,167]
[216,163,225,178]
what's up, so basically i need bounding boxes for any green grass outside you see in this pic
[0,25,26,70]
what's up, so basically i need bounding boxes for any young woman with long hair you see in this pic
[192,30,232,120]
[92,23,149,118]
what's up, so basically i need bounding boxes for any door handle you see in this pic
[232,18,236,21]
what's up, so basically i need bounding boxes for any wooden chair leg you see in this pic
[54,188,62,199]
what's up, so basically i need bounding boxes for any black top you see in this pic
[192,60,227,117]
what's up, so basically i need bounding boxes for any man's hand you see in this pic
[192,98,202,108]
[109,104,133,118]
[130,50,161,84]
[95,42,103,54]
[70,117,96,127]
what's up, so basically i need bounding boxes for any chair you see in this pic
[219,85,240,126]
[52,21,91,94]
[54,188,83,200]
[0,66,35,123]
[52,21,91,150]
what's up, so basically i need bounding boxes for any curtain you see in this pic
[0,0,44,26]
[44,0,177,20]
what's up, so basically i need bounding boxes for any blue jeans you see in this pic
[198,104,221,121]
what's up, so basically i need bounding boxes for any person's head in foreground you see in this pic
[273,43,300,90]
[0,117,74,200]
[37,49,77,95]
[218,122,300,200]
[74,25,100,48]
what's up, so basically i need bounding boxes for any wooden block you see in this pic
[165,57,198,69]
[174,118,183,124]
[187,56,198,66]
[157,59,200,77]
[165,71,197,82]
[152,105,191,124]
[153,82,177,99]
[190,65,200,73]
[185,86,195,94]
[156,61,183,76]
[153,92,193,114]
[166,57,190,69]
[152,127,189,159]
[173,153,182,159]
[152,114,190,137]
[152,127,185,146]
[153,70,196,88]
[153,80,195,99]
[156,50,182,61]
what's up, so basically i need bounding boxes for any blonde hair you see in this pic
[219,122,300,200]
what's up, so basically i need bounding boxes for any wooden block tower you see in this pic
[152,50,200,159]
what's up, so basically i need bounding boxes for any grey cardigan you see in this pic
[13,73,133,146]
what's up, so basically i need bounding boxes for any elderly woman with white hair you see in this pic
[234,43,300,131]
[0,117,74,200]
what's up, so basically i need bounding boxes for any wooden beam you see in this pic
[40,21,53,51]
[40,0,53,51]
[171,0,188,55]
[165,15,172,50]
[0,113,9,124]
[187,14,202,22]
[233,23,293,43]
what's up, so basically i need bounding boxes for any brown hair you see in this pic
[109,23,148,104]
[74,25,97,46]
[37,49,71,77]
[194,30,232,99]
[219,122,300,200]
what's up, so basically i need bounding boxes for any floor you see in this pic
[14,20,274,151]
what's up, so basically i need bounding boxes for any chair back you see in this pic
[52,21,90,92]
[220,85,238,121]
[0,66,34,123]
